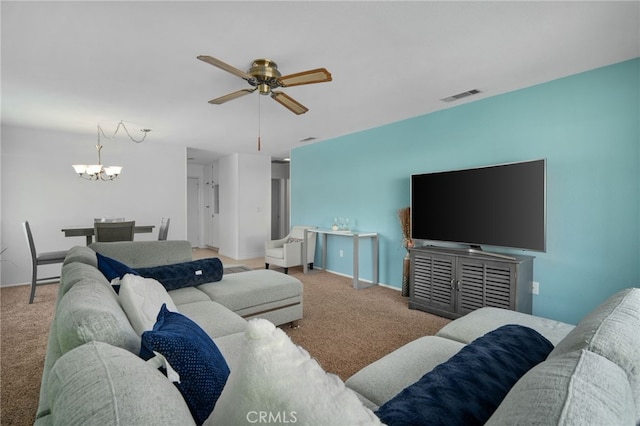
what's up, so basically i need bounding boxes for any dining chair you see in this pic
[93,220,136,242]
[94,217,125,223]
[158,217,170,240]
[22,221,69,304]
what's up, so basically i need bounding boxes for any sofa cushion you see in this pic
[119,274,179,335]
[345,335,465,408]
[549,287,640,421]
[90,240,193,268]
[196,269,302,313]
[207,318,381,426]
[375,325,553,426]
[62,246,97,267]
[167,286,212,305]
[56,279,140,355]
[140,304,230,426]
[173,300,248,339]
[137,258,224,291]
[486,350,635,425]
[211,332,246,372]
[48,341,196,426]
[436,306,575,346]
[59,262,110,302]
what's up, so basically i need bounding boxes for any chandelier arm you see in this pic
[98,121,150,144]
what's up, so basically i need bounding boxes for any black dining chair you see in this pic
[22,221,69,304]
[158,217,170,241]
[93,220,136,242]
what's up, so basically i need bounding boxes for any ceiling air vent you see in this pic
[299,137,317,143]
[441,89,481,103]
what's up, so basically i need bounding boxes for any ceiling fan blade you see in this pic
[197,55,254,81]
[278,68,332,87]
[271,91,309,115]
[208,88,257,104]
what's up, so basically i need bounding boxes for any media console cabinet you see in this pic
[408,246,534,319]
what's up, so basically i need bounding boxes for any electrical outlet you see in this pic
[532,281,539,295]
[339,249,344,258]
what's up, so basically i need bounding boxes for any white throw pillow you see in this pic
[118,274,178,335]
[206,318,382,426]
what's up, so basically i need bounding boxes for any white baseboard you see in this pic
[321,268,400,291]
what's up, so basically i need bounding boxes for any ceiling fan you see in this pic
[197,55,332,115]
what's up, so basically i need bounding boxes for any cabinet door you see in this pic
[411,253,456,313]
[456,258,515,315]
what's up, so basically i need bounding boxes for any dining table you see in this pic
[61,225,155,245]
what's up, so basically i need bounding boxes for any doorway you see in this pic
[187,177,200,247]
[271,178,289,240]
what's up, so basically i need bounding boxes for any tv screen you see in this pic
[411,159,546,252]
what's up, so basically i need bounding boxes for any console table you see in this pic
[303,229,378,289]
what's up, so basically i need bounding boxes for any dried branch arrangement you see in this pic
[397,207,413,249]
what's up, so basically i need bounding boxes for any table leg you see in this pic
[372,234,379,285]
[85,235,93,246]
[321,233,327,271]
[352,235,359,288]
[303,230,309,274]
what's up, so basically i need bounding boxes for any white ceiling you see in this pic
[2,1,639,164]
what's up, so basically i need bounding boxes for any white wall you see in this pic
[218,153,270,259]
[1,124,187,287]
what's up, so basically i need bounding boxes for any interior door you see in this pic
[187,177,200,247]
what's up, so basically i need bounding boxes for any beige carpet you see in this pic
[0,250,449,425]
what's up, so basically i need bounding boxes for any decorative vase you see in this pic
[402,252,410,297]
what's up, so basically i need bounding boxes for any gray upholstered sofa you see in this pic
[35,240,639,425]
[35,240,303,425]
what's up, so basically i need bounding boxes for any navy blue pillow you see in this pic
[140,304,230,425]
[96,252,139,281]
[136,258,224,291]
[375,324,554,426]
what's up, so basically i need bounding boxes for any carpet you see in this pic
[0,258,449,425]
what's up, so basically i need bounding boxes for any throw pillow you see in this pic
[96,252,139,281]
[206,318,382,426]
[375,324,554,426]
[136,258,224,291]
[140,304,230,425]
[119,274,179,335]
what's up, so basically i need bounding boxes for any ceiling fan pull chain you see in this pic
[257,93,262,151]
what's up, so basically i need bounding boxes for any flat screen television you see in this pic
[411,159,546,252]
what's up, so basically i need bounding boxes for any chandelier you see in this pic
[72,121,150,181]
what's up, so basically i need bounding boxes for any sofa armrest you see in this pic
[265,237,287,250]
[283,241,303,263]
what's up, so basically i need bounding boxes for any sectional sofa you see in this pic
[35,240,639,425]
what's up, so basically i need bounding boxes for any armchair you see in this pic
[265,225,316,274]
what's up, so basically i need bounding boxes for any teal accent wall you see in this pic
[291,58,639,324]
